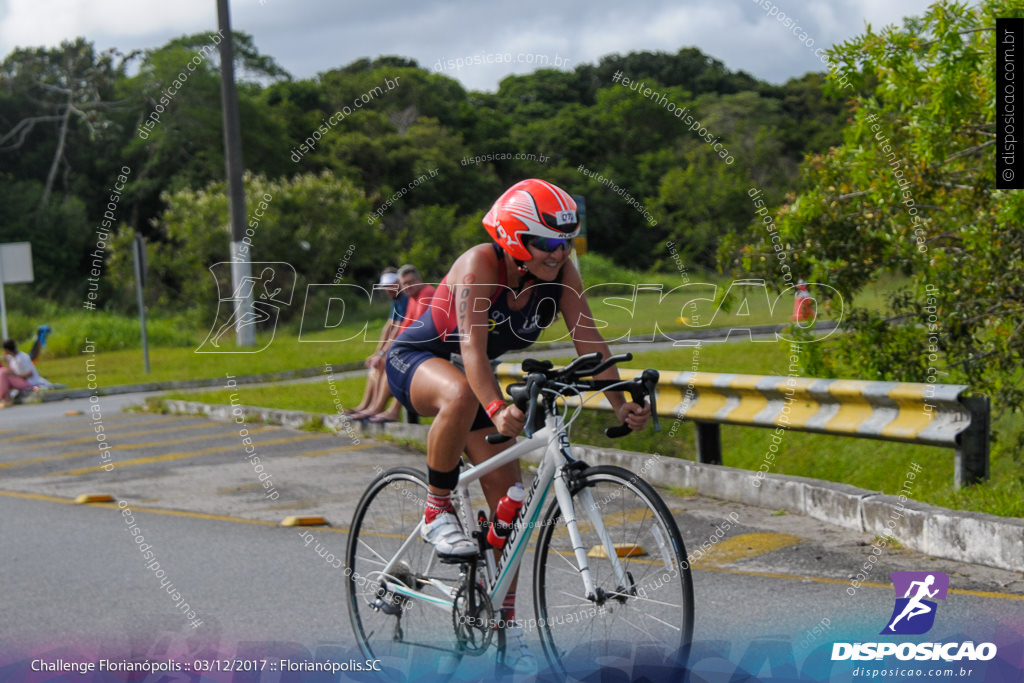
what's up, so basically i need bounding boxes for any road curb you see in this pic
[156,399,1024,574]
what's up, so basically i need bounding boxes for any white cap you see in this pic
[379,272,399,286]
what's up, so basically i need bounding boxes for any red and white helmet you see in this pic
[483,179,580,260]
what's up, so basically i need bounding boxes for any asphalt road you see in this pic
[1,395,1022,681]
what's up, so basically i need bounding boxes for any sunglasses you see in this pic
[527,236,573,253]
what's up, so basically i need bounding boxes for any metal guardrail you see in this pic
[494,364,990,489]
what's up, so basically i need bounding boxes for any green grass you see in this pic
[161,376,367,414]
[36,307,397,390]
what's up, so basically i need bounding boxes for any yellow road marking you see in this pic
[0,415,182,442]
[0,420,220,454]
[692,532,802,567]
[0,427,280,470]
[46,433,328,477]
[0,488,1020,602]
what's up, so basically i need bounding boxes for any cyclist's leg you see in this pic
[407,358,478,472]
[405,357,480,556]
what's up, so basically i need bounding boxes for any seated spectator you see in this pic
[362,264,436,424]
[1,339,52,408]
[345,268,406,420]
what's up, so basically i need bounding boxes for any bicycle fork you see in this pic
[552,469,631,603]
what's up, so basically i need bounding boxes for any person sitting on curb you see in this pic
[361,264,436,424]
[1,339,52,407]
[345,268,407,420]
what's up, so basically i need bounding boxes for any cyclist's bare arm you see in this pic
[451,245,526,437]
[559,260,650,430]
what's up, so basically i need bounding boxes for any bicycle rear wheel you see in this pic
[346,467,465,679]
[532,464,694,678]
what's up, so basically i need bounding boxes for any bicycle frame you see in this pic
[372,411,633,623]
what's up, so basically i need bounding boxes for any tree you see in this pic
[118,32,290,234]
[727,1,1024,418]
[0,38,126,207]
[105,172,379,323]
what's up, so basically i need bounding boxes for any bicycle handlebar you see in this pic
[484,353,661,445]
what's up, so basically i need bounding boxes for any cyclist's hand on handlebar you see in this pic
[492,403,526,437]
[616,402,651,431]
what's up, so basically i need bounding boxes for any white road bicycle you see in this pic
[345,352,694,679]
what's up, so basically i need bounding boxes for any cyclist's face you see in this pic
[525,240,570,281]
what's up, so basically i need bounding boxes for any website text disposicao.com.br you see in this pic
[832,640,995,679]
[431,51,570,73]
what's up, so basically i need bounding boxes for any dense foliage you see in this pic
[725,1,1023,424]
[0,35,845,314]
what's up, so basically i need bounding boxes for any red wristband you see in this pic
[485,400,506,419]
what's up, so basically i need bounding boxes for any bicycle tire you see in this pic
[346,466,466,680]
[532,464,694,678]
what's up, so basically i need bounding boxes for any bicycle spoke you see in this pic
[357,533,392,564]
[353,555,387,568]
[618,613,660,640]
[606,590,681,610]
[644,613,682,632]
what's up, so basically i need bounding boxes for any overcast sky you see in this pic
[0,0,938,91]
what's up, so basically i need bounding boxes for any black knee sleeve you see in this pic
[428,464,461,490]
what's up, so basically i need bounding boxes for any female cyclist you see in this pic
[384,178,650,668]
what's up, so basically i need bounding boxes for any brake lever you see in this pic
[643,369,660,433]
[523,372,544,438]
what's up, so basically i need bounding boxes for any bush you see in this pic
[5,309,198,359]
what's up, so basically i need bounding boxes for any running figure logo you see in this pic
[881,571,949,635]
[197,262,295,353]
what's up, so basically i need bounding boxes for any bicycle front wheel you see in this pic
[532,464,694,677]
[346,466,465,679]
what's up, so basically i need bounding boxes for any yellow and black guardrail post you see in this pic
[494,364,990,489]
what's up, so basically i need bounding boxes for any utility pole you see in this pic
[216,0,254,347]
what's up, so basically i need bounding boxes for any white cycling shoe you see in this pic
[420,511,477,558]
[502,623,538,675]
